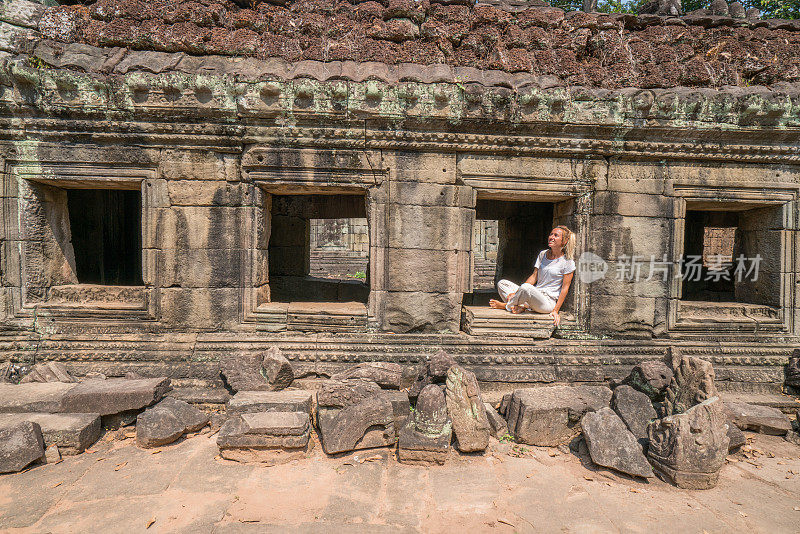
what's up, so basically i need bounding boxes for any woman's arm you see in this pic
[549,271,574,326]
[523,268,538,286]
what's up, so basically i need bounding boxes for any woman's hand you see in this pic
[549,310,561,327]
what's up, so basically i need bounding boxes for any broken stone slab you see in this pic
[484,402,509,440]
[0,413,101,454]
[0,421,45,473]
[154,397,209,432]
[261,347,294,391]
[723,401,791,436]
[647,397,730,490]
[445,366,490,453]
[217,412,311,464]
[61,378,171,416]
[664,350,717,416]
[620,360,673,401]
[0,382,76,413]
[611,385,657,443]
[19,362,76,384]
[398,384,452,465]
[227,390,313,415]
[332,362,405,389]
[317,396,396,455]
[506,385,612,446]
[786,430,800,446]
[582,407,654,479]
[499,393,511,417]
[136,406,185,448]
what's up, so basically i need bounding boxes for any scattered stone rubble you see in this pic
[19,362,76,384]
[1,348,799,487]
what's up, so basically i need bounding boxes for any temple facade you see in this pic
[1,0,799,394]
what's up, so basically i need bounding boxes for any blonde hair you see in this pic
[554,225,576,260]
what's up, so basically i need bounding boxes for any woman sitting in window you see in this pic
[489,225,576,327]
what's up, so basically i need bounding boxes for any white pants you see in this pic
[497,279,556,313]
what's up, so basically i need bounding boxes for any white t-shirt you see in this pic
[534,249,576,300]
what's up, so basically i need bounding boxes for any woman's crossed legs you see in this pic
[490,279,556,314]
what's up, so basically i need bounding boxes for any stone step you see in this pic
[461,306,556,338]
[217,411,312,464]
[0,412,101,454]
[287,301,368,332]
[168,387,230,406]
[60,377,172,416]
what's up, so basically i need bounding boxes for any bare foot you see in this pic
[489,299,506,310]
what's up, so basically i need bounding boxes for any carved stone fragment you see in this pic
[445,365,489,452]
[582,408,654,479]
[398,384,452,465]
[664,350,717,416]
[647,397,730,489]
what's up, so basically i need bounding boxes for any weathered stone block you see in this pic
[378,291,462,333]
[620,360,673,401]
[317,379,382,409]
[0,382,76,413]
[385,248,469,292]
[445,366,489,452]
[0,413,101,454]
[261,347,294,391]
[506,385,612,446]
[582,408,654,479]
[0,421,44,473]
[227,390,313,415]
[723,401,791,436]
[218,411,311,464]
[611,385,657,442]
[220,349,293,393]
[136,406,185,448]
[155,397,209,433]
[647,397,730,489]
[60,378,171,416]
[398,384,452,465]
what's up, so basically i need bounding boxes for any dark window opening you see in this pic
[67,189,142,286]
[268,194,368,303]
[463,199,554,306]
[682,207,780,307]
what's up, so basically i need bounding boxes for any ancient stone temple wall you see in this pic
[1,0,799,394]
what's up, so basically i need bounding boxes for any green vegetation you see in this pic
[548,0,799,18]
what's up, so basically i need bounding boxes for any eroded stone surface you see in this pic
[220,352,270,393]
[506,385,612,446]
[484,402,509,440]
[0,421,45,473]
[647,397,730,489]
[155,397,209,433]
[445,365,489,453]
[582,407,654,479]
[317,397,395,455]
[61,378,171,416]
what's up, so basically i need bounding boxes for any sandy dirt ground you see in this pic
[1,430,799,533]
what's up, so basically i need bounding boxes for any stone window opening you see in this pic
[677,204,784,325]
[267,194,369,304]
[66,189,143,286]
[15,179,147,311]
